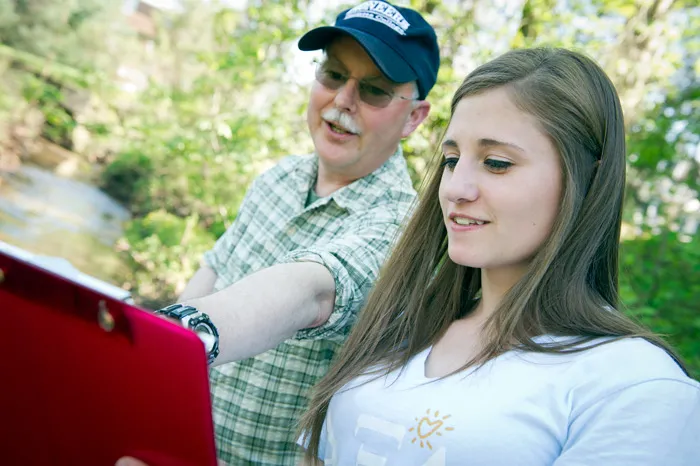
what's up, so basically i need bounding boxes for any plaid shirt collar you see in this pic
[291,146,408,213]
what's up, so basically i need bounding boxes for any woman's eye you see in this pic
[440,157,459,171]
[484,158,512,173]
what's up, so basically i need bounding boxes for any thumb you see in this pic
[116,457,149,466]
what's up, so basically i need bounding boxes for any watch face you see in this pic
[193,322,213,335]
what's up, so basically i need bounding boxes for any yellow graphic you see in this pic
[408,409,454,450]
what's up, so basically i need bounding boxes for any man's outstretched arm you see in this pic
[177,264,218,302]
[182,261,335,366]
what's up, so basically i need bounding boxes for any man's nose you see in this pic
[333,78,360,113]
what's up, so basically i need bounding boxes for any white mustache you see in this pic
[322,108,362,135]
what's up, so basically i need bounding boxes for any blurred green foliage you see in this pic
[620,232,700,377]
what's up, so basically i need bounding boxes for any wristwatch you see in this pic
[155,303,220,365]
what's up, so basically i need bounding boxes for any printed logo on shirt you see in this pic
[409,408,454,450]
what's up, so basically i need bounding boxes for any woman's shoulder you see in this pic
[574,337,688,377]
[558,336,698,403]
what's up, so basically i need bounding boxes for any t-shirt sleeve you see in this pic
[281,215,402,342]
[554,378,700,465]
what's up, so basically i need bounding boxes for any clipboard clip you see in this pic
[98,300,115,332]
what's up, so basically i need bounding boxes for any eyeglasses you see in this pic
[314,60,417,108]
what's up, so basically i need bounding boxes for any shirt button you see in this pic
[287,226,297,235]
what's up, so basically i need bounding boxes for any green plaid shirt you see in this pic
[202,148,416,465]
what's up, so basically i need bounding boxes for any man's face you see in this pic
[307,36,429,188]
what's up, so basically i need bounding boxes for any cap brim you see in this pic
[298,26,417,84]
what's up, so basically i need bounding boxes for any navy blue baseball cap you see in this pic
[298,1,440,100]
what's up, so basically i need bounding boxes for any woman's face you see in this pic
[438,86,563,276]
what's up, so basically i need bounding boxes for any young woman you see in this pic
[298,47,700,465]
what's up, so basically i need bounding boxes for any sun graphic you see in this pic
[408,408,455,450]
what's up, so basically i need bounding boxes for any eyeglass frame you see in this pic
[312,58,419,108]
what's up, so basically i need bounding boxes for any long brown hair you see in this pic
[299,47,686,460]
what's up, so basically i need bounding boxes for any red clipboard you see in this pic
[0,250,218,466]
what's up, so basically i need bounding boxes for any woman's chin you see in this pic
[447,249,483,269]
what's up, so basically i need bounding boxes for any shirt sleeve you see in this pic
[554,379,700,465]
[281,214,402,342]
[202,177,259,274]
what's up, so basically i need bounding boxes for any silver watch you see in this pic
[155,304,220,365]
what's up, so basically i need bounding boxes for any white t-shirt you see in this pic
[311,337,700,465]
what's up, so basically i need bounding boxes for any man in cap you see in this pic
[153,1,440,464]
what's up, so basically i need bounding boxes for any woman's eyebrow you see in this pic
[441,139,459,153]
[478,138,526,153]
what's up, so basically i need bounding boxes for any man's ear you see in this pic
[401,100,431,138]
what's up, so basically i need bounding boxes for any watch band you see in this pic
[155,304,220,365]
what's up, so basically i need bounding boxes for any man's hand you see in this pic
[116,457,147,466]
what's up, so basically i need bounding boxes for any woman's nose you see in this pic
[443,160,479,203]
